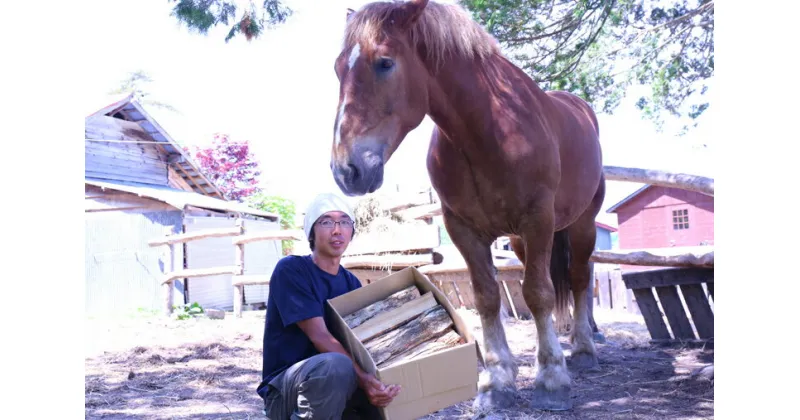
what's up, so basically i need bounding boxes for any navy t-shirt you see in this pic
[256,254,362,399]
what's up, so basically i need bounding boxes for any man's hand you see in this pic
[357,371,401,407]
[296,317,401,406]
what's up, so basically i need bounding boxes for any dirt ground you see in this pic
[85,306,713,419]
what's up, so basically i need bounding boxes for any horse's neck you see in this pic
[425,59,485,144]
[425,53,538,151]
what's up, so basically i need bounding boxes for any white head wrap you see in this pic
[303,193,356,239]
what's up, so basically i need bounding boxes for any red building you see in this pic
[607,185,714,250]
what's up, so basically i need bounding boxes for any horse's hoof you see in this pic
[568,351,600,371]
[530,385,572,411]
[472,387,517,411]
[593,332,606,344]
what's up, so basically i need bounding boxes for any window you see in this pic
[672,208,689,230]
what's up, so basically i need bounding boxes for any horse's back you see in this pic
[546,91,600,137]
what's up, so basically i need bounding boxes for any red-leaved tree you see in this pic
[185,133,262,201]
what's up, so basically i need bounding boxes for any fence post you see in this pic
[233,218,245,318]
[162,226,175,317]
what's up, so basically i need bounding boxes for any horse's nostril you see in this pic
[347,163,360,183]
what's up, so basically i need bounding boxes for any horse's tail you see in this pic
[551,229,572,333]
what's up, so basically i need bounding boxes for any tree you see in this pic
[459,0,714,133]
[185,133,262,201]
[168,0,293,42]
[248,194,297,255]
[109,70,179,113]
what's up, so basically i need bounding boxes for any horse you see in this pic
[329,0,606,411]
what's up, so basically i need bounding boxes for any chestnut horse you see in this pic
[330,0,606,411]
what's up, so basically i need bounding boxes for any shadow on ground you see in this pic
[420,319,714,420]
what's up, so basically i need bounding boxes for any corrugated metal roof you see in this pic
[86,178,279,221]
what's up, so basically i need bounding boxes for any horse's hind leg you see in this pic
[566,176,606,369]
[586,261,606,343]
[566,226,600,369]
[442,209,518,411]
[567,179,605,369]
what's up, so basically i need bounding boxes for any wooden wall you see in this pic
[85,115,170,186]
[615,186,714,249]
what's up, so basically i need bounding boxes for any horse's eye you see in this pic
[376,58,394,72]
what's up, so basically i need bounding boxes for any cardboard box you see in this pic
[326,266,482,420]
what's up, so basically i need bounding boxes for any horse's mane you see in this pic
[344,1,500,69]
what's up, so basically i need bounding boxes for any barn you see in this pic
[606,184,714,272]
[85,93,282,316]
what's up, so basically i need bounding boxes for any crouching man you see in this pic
[257,193,401,419]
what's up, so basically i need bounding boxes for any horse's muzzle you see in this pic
[331,150,385,196]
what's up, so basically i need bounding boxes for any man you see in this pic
[257,192,401,419]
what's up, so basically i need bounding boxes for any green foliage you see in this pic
[248,194,297,255]
[173,302,205,320]
[459,0,714,133]
[167,0,293,42]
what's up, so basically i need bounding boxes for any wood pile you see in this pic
[343,285,465,368]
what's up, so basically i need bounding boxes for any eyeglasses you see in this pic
[316,219,354,229]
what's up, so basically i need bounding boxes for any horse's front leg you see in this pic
[441,210,518,411]
[521,201,573,411]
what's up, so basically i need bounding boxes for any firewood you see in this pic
[379,328,465,368]
[364,305,454,366]
[351,292,439,343]
[343,285,421,329]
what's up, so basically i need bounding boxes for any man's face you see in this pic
[312,211,355,257]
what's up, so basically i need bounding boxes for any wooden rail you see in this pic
[149,227,243,246]
[150,218,304,318]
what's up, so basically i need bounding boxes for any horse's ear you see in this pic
[346,8,355,21]
[393,0,429,29]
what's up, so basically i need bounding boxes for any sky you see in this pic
[82,0,715,228]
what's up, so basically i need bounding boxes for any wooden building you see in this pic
[606,184,714,273]
[606,185,714,249]
[85,93,281,316]
[595,221,617,251]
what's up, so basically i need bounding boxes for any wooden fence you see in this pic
[148,218,303,317]
[622,267,713,345]
[348,261,636,321]
[147,212,712,347]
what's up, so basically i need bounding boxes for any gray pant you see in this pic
[263,352,382,420]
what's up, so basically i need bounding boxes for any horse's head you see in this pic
[330,0,431,196]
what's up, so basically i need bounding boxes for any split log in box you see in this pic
[352,292,466,368]
[326,267,480,420]
[344,285,422,330]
